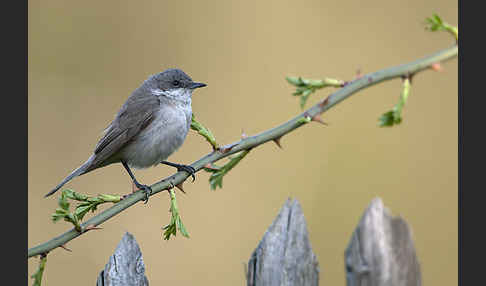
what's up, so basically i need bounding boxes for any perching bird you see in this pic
[45,68,206,201]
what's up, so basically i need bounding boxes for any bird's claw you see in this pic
[135,184,152,204]
[168,181,175,190]
[178,165,196,182]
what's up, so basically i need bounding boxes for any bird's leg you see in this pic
[160,161,196,182]
[122,161,152,204]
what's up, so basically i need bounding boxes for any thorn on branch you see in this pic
[273,137,283,149]
[59,244,72,252]
[430,62,442,72]
[241,129,247,139]
[311,115,328,126]
[204,163,221,171]
[319,97,330,108]
[175,182,186,194]
[83,224,103,233]
[219,142,239,154]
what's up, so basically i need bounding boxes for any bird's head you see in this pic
[147,68,206,103]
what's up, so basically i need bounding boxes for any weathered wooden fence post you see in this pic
[95,197,421,286]
[246,198,320,286]
[345,197,421,286]
[96,232,149,286]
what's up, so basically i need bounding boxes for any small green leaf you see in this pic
[425,14,442,31]
[434,14,443,24]
[52,208,69,222]
[98,194,122,203]
[286,76,304,86]
[176,216,190,238]
[425,13,458,41]
[52,190,121,229]
[378,78,411,127]
[65,213,81,231]
[63,189,88,201]
[209,172,224,189]
[378,111,395,127]
[191,114,218,150]
[208,150,250,190]
[301,78,315,86]
[58,192,70,211]
[162,223,176,240]
[292,86,306,96]
[163,189,190,240]
[300,90,313,109]
[322,78,345,87]
[203,163,222,174]
[74,203,94,221]
[287,76,344,108]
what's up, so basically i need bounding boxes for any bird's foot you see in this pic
[161,161,196,182]
[134,182,152,204]
[168,181,175,189]
[177,165,196,182]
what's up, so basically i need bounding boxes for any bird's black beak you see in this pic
[189,82,207,89]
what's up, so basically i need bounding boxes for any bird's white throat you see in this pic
[151,88,192,104]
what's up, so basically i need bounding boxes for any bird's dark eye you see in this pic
[172,80,180,87]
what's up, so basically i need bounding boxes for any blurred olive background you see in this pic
[28,0,457,285]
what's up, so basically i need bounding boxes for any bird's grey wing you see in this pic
[45,89,159,197]
[89,92,159,170]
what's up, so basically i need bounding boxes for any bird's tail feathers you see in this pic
[44,156,94,198]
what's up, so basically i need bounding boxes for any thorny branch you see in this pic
[28,30,457,259]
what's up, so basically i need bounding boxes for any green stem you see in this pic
[28,44,457,258]
[30,254,47,286]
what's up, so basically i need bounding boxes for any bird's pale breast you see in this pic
[120,102,192,169]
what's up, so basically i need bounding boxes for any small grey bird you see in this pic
[45,68,206,201]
